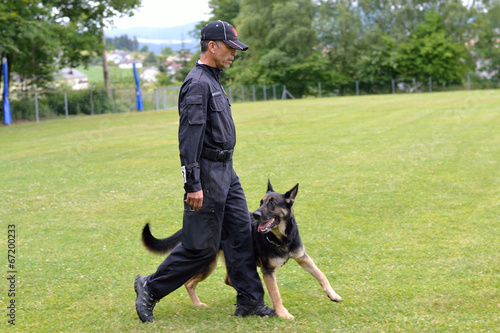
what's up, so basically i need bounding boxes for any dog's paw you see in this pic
[324,287,343,302]
[276,308,295,320]
[193,302,209,307]
[328,292,343,302]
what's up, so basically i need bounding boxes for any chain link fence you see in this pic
[3,74,498,123]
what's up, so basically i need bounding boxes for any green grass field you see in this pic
[1,90,499,332]
[77,65,137,86]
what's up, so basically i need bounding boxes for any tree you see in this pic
[0,0,141,90]
[471,0,500,82]
[356,33,398,85]
[196,0,499,94]
[0,1,61,89]
[231,0,320,97]
[394,9,473,83]
[316,0,364,85]
[195,0,242,35]
[144,51,157,66]
[106,35,139,51]
[161,46,175,57]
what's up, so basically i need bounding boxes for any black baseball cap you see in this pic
[201,20,248,51]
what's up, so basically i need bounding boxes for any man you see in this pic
[135,20,276,323]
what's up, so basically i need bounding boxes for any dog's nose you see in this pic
[252,210,262,220]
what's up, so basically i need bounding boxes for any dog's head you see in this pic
[253,179,299,234]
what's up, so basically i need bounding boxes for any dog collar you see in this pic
[265,234,292,248]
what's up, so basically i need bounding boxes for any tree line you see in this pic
[1,0,499,98]
[0,0,140,91]
[198,0,500,97]
[106,35,140,52]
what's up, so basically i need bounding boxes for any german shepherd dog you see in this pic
[141,180,342,319]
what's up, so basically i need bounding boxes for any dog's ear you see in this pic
[285,183,299,205]
[267,179,274,193]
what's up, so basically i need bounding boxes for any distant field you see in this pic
[0,91,498,331]
[77,65,137,85]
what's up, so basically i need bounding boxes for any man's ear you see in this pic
[267,179,274,193]
[285,183,299,205]
[208,41,218,53]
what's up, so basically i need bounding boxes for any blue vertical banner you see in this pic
[3,57,12,125]
[133,63,144,111]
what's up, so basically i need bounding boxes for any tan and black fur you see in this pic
[141,180,342,319]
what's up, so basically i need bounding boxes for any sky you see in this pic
[109,0,211,29]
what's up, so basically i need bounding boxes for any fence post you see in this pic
[162,88,166,109]
[113,89,117,113]
[467,74,471,90]
[318,82,322,98]
[64,91,69,119]
[90,90,94,115]
[263,84,267,101]
[273,85,277,100]
[392,79,395,94]
[35,92,39,123]
[356,80,359,96]
[429,77,432,93]
[241,85,245,103]
[252,85,256,102]
[154,89,158,110]
[228,86,232,102]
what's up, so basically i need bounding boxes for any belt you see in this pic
[201,147,234,162]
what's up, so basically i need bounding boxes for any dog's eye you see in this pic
[269,198,276,206]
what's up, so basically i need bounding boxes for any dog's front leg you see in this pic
[262,272,294,319]
[294,253,342,302]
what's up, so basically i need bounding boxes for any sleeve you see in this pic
[178,81,207,193]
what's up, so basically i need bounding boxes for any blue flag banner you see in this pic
[3,58,12,125]
[133,63,144,111]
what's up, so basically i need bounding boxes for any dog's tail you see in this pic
[142,223,182,254]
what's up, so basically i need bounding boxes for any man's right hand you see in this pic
[186,190,203,211]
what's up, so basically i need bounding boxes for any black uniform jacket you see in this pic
[178,62,236,193]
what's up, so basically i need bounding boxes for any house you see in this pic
[140,66,159,82]
[163,55,192,76]
[108,50,132,64]
[56,68,89,90]
[107,50,143,69]
[163,60,182,76]
[118,59,143,69]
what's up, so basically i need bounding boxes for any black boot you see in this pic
[134,275,158,322]
[235,304,276,317]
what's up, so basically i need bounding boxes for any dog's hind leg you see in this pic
[185,275,208,307]
[262,271,294,319]
[184,256,219,307]
[294,253,342,302]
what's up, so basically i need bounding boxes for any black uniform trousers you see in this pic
[146,157,265,306]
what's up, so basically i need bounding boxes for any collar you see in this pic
[196,61,223,77]
[265,233,292,248]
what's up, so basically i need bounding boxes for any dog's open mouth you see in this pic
[258,218,279,233]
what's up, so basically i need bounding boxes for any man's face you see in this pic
[213,42,237,70]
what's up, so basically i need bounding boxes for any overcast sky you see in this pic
[109,0,211,29]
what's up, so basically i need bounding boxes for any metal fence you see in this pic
[3,74,498,123]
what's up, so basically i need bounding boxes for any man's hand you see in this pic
[186,190,203,210]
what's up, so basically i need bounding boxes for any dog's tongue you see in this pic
[258,218,275,233]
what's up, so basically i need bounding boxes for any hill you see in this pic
[104,22,199,54]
